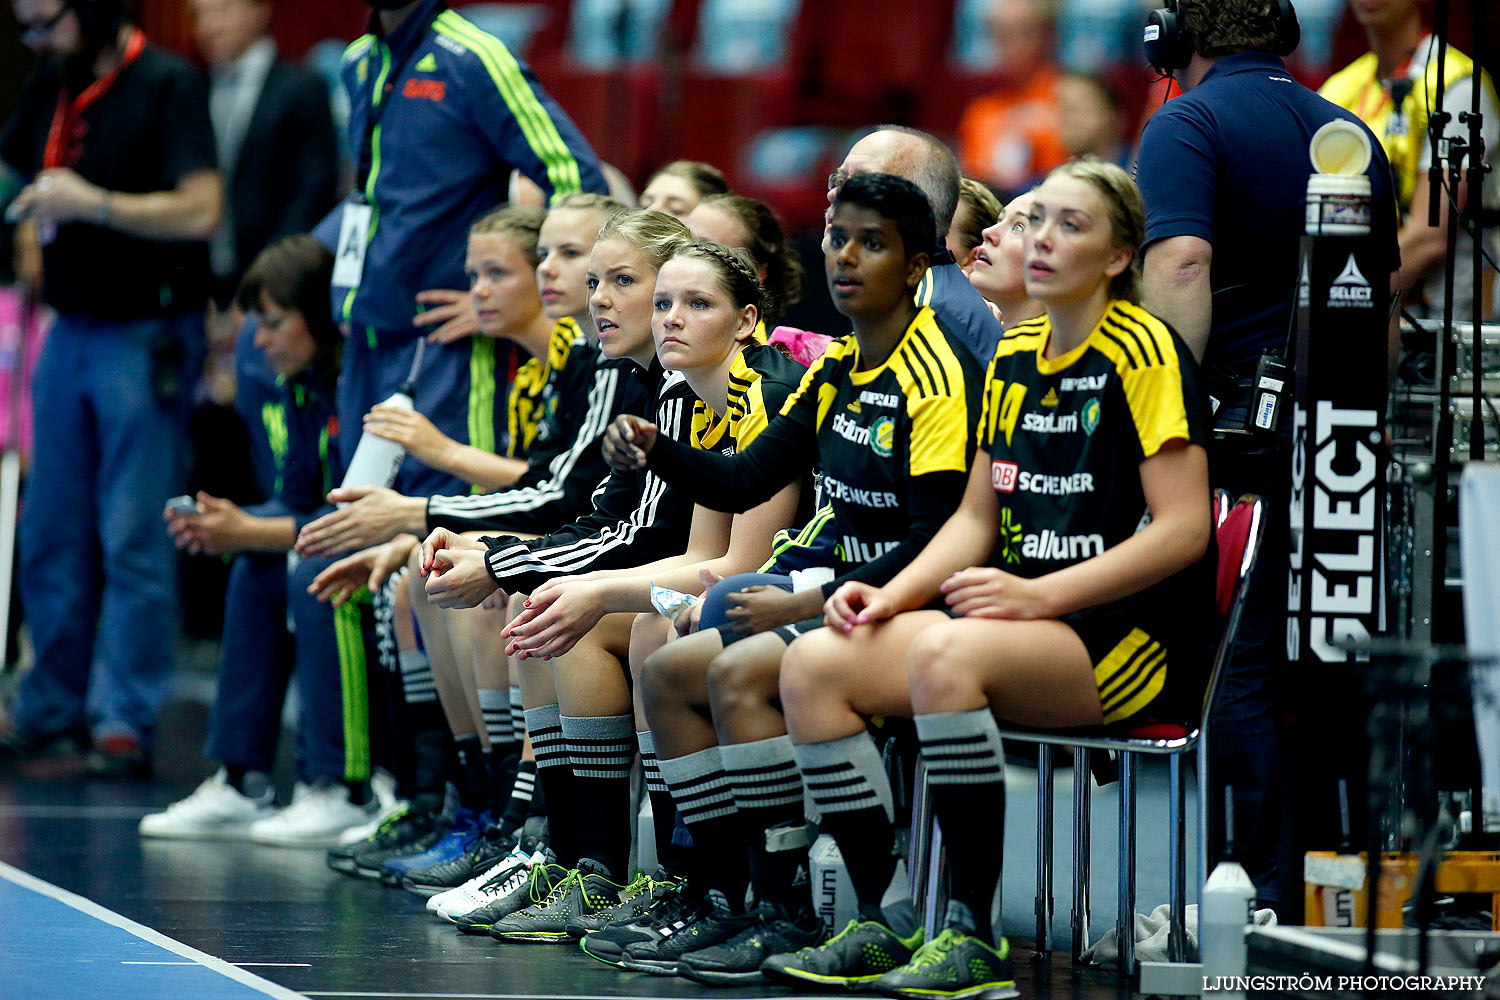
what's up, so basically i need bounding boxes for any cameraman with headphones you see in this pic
[1135,0,1398,914]
[1,0,221,775]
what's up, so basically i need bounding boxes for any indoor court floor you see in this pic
[0,698,1143,1000]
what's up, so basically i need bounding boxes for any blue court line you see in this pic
[0,860,307,1000]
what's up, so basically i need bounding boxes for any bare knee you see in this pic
[627,611,663,687]
[706,643,781,716]
[778,630,847,710]
[907,623,984,713]
[641,638,708,708]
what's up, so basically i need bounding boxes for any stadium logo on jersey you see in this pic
[837,536,901,564]
[1023,529,1105,560]
[1081,397,1101,435]
[832,412,871,447]
[1041,387,1060,406]
[1328,254,1372,308]
[998,508,1024,564]
[992,461,1018,492]
[860,391,901,409]
[870,417,895,458]
[1060,374,1107,392]
[1022,411,1079,433]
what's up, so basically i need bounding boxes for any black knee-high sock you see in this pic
[638,731,690,876]
[453,735,489,814]
[658,745,751,908]
[795,732,896,918]
[915,709,1006,940]
[498,759,536,837]
[562,713,634,881]
[479,687,521,817]
[721,735,809,912]
[526,704,578,867]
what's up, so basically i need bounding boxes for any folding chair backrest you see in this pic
[1199,494,1266,722]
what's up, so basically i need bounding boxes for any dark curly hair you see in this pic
[832,172,936,263]
[695,193,804,322]
[1179,0,1291,58]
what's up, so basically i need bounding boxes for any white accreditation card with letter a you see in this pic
[332,200,374,289]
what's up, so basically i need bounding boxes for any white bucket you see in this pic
[1306,173,1372,236]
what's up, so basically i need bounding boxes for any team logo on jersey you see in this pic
[992,461,1018,493]
[404,78,447,101]
[1041,387,1060,407]
[1081,397,1101,435]
[870,417,895,457]
[415,53,438,72]
[998,508,1023,565]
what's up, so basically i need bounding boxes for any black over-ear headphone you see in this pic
[1144,0,1300,74]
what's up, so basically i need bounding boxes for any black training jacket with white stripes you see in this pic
[478,362,697,594]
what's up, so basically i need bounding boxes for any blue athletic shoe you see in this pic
[379,808,486,885]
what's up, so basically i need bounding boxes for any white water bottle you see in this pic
[1200,786,1255,1000]
[634,795,658,874]
[810,833,856,936]
[341,385,413,490]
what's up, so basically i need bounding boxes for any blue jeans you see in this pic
[13,312,202,742]
[206,551,370,783]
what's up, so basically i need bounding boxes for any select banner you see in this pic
[1287,233,1388,664]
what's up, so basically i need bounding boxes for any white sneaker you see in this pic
[139,770,275,840]
[247,782,376,847]
[429,845,535,921]
[336,792,408,845]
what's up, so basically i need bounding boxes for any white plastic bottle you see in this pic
[810,833,856,936]
[340,386,412,490]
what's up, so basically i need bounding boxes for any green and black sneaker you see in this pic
[489,857,626,943]
[874,928,1018,999]
[761,915,924,989]
[564,868,667,937]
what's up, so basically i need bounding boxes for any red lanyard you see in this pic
[43,27,146,169]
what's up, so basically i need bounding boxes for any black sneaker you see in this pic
[761,916,924,989]
[677,907,824,986]
[564,868,666,937]
[619,891,756,976]
[874,928,1018,999]
[455,857,566,936]
[344,789,455,881]
[577,880,696,967]
[327,803,414,875]
[490,857,626,943]
[402,823,513,897]
[0,724,88,773]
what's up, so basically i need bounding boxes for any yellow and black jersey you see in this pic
[980,300,1208,577]
[507,317,587,459]
[981,300,1214,723]
[647,306,983,594]
[689,342,805,456]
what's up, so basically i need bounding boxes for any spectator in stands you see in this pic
[140,236,380,845]
[191,0,338,304]
[639,160,730,219]
[1319,0,1497,321]
[955,0,1068,196]
[946,177,1002,272]
[828,126,1005,360]
[1058,71,1130,169]
[0,0,221,775]
[967,190,1046,327]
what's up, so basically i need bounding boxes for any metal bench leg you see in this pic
[1168,754,1188,962]
[1036,745,1054,955]
[1117,752,1137,977]
[908,757,932,907]
[1071,748,1092,961]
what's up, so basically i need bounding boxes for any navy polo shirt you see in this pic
[1136,52,1399,370]
[921,248,1004,363]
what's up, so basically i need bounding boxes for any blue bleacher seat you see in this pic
[692,0,800,73]
[567,0,672,67]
